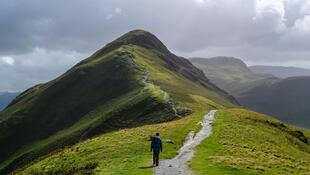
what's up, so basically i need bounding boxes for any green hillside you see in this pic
[15,100,217,175]
[0,30,237,174]
[15,109,309,175]
[190,57,310,129]
[191,109,309,175]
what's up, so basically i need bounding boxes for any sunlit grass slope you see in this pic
[191,108,310,175]
[128,45,235,108]
[16,98,218,175]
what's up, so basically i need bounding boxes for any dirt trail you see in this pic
[154,110,217,175]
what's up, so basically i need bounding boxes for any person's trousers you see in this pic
[153,151,160,166]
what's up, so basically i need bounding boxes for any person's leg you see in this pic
[155,152,159,166]
[153,152,156,166]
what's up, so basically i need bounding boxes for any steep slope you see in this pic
[250,65,310,78]
[0,30,237,174]
[0,92,19,111]
[190,57,310,129]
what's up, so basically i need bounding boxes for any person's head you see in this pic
[156,133,160,136]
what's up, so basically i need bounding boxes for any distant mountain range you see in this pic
[250,65,310,78]
[190,57,310,129]
[0,92,20,111]
[189,57,278,96]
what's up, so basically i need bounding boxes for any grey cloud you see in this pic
[0,49,85,91]
[1,0,309,54]
[1,0,310,91]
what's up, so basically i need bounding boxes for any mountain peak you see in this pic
[94,29,169,56]
[121,29,153,37]
[118,29,169,52]
[92,29,170,58]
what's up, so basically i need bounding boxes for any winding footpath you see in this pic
[154,110,218,175]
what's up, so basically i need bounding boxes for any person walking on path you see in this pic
[151,133,163,166]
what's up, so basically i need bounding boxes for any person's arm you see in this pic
[150,139,154,152]
[160,139,163,152]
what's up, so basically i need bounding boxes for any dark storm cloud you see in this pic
[1,0,310,91]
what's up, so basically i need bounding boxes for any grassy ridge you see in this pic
[4,30,309,175]
[2,30,237,173]
[0,47,179,173]
[16,95,220,174]
[13,32,237,174]
[191,109,310,175]
[11,35,310,174]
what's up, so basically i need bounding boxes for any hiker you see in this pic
[150,133,162,166]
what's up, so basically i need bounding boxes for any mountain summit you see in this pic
[0,30,237,173]
[97,30,170,54]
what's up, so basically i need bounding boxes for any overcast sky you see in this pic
[1,0,310,91]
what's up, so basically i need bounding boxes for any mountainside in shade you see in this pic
[0,30,237,174]
[190,57,310,129]
[238,76,310,128]
[0,92,20,111]
[250,65,310,78]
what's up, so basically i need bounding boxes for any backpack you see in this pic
[152,136,162,151]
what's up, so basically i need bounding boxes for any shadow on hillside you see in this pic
[138,165,154,169]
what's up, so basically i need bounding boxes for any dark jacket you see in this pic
[151,136,162,153]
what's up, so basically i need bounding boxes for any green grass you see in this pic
[191,108,310,175]
[16,97,217,175]
[17,108,310,175]
[129,45,235,108]
[1,87,173,172]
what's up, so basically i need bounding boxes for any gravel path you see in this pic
[154,110,217,175]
